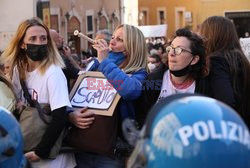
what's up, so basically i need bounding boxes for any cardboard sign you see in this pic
[240,37,250,61]
[70,71,121,116]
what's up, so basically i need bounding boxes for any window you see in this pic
[87,15,93,32]
[225,11,250,38]
[50,15,59,31]
[139,8,149,25]
[86,10,94,34]
[157,8,166,24]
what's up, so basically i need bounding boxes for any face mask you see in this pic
[25,44,48,61]
[58,45,63,51]
[107,51,125,66]
[169,57,194,77]
[90,46,97,57]
[148,62,156,72]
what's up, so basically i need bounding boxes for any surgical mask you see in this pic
[107,51,125,66]
[25,44,48,61]
[148,62,156,72]
[169,57,194,77]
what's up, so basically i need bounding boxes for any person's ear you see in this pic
[191,55,200,65]
[20,42,26,49]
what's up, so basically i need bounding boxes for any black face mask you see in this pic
[25,44,48,61]
[90,46,97,57]
[169,57,194,77]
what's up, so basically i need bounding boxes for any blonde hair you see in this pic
[116,24,147,73]
[1,17,64,80]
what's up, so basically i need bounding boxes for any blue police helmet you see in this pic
[128,94,250,168]
[0,107,27,168]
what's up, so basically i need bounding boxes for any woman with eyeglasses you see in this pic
[136,28,209,126]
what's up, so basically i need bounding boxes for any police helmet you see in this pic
[0,107,27,168]
[128,94,250,168]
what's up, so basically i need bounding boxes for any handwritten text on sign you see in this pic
[240,37,250,61]
[71,78,117,109]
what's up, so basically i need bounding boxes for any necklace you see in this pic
[170,75,194,89]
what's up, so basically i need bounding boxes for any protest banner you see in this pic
[137,24,167,37]
[70,71,121,116]
[240,37,250,61]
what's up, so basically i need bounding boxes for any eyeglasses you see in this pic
[166,46,192,55]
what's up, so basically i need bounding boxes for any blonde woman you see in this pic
[2,17,75,168]
[69,24,148,168]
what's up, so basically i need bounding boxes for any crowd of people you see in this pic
[0,15,249,168]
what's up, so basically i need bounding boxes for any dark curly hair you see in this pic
[172,28,207,79]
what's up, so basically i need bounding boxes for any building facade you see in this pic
[0,0,37,51]
[49,0,123,54]
[0,0,138,53]
[138,0,250,39]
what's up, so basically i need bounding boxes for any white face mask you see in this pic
[148,62,156,72]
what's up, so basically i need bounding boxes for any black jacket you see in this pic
[208,54,250,128]
[135,64,210,127]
